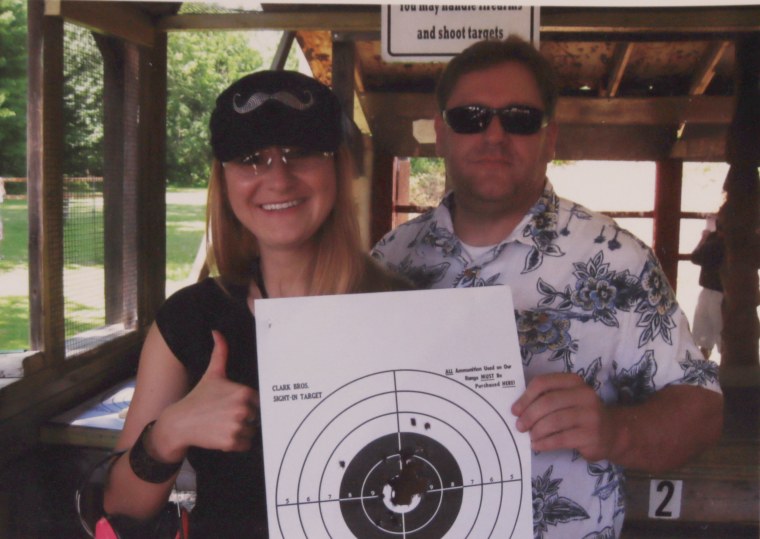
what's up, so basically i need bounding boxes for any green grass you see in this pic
[0,188,207,352]
[64,198,105,267]
[166,197,206,283]
[0,200,29,272]
[64,298,106,336]
[0,296,30,352]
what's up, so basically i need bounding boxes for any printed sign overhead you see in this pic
[381,5,540,62]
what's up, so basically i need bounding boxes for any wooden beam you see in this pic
[95,35,126,326]
[27,1,66,366]
[159,11,380,33]
[718,34,760,375]
[604,42,633,98]
[393,158,411,228]
[557,96,734,125]
[653,159,683,289]
[270,30,295,70]
[360,93,735,126]
[55,1,155,47]
[122,43,141,330]
[541,7,760,35]
[381,125,727,163]
[156,6,760,36]
[296,30,333,86]
[360,94,732,160]
[556,125,678,162]
[333,38,367,173]
[690,41,730,95]
[625,439,760,525]
[0,336,141,467]
[370,149,395,246]
[135,33,168,327]
[332,39,355,120]
[670,124,729,161]
[359,93,437,124]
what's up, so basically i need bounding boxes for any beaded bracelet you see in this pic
[128,420,183,484]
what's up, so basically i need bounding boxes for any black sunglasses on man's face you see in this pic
[443,104,548,136]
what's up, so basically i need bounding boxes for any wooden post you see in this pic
[135,32,168,327]
[653,159,683,290]
[121,43,141,330]
[718,34,760,379]
[331,38,355,121]
[96,36,126,326]
[370,149,395,246]
[394,158,411,227]
[26,1,65,368]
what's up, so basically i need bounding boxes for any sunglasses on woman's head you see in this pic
[443,104,548,135]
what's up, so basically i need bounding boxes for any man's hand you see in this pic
[511,373,723,472]
[511,373,618,462]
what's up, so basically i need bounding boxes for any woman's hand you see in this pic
[151,331,260,461]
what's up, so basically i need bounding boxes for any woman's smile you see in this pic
[260,198,305,212]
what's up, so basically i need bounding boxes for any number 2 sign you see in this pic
[648,479,683,519]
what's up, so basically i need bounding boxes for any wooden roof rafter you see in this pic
[539,6,760,38]
[604,42,634,98]
[48,0,166,47]
[689,40,731,96]
[157,10,379,33]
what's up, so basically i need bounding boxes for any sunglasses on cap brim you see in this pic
[443,104,548,135]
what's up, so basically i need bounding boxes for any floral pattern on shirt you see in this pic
[532,465,589,539]
[612,350,658,405]
[675,350,720,386]
[455,265,502,287]
[522,192,564,273]
[387,254,450,289]
[636,258,678,346]
[588,461,626,523]
[517,309,577,370]
[582,527,617,539]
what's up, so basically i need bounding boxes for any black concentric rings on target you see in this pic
[274,369,524,538]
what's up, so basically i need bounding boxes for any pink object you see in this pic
[94,517,119,539]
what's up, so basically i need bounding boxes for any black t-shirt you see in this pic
[154,265,411,537]
[156,278,268,538]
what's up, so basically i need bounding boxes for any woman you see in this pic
[103,70,408,537]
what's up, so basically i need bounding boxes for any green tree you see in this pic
[167,31,263,186]
[410,157,446,207]
[63,23,103,177]
[0,0,27,177]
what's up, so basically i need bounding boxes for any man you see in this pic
[372,37,723,538]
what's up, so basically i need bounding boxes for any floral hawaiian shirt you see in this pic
[371,182,721,539]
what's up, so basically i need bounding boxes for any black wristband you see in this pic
[129,420,183,484]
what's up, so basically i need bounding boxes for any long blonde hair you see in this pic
[205,144,367,296]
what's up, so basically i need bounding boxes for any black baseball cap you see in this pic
[209,70,344,162]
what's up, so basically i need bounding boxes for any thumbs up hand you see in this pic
[164,330,260,454]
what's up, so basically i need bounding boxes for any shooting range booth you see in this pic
[0,3,758,537]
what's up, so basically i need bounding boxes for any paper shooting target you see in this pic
[273,369,525,538]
